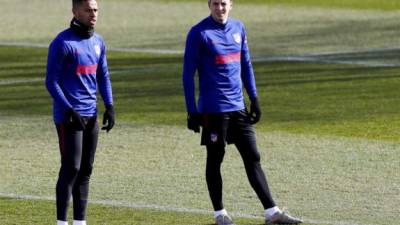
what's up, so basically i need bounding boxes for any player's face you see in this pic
[209,0,232,24]
[73,0,98,28]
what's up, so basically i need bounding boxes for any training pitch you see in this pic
[1,0,399,224]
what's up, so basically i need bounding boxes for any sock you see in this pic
[72,220,86,225]
[265,206,281,218]
[214,209,228,218]
[57,221,68,225]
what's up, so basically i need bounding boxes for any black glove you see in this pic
[66,108,85,130]
[102,104,115,132]
[187,113,201,133]
[249,98,261,124]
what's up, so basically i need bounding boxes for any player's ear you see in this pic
[72,7,77,18]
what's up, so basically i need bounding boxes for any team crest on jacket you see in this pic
[233,33,241,44]
[210,133,218,143]
[94,44,101,56]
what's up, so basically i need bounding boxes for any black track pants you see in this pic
[203,110,276,211]
[55,117,98,221]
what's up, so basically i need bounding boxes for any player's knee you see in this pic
[60,164,80,179]
[243,150,261,165]
[253,151,261,162]
[207,149,225,165]
[78,165,93,178]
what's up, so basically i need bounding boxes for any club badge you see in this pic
[94,44,101,56]
[233,33,241,44]
[210,133,218,143]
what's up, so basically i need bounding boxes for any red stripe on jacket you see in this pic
[76,64,97,75]
[215,52,241,64]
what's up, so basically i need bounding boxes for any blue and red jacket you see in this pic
[46,28,113,123]
[182,16,257,113]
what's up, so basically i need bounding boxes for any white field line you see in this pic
[0,192,377,225]
[109,47,182,55]
[0,77,44,85]
[252,55,400,67]
[1,41,400,67]
[0,41,182,55]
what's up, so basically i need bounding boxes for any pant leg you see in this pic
[206,144,226,211]
[72,117,99,220]
[55,123,84,221]
[202,113,229,211]
[231,110,276,209]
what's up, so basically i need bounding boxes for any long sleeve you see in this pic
[97,42,113,106]
[240,26,257,101]
[45,39,73,111]
[182,28,201,113]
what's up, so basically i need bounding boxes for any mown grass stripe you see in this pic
[0,78,44,85]
[1,41,399,68]
[0,193,377,225]
[0,41,182,55]
[253,56,400,67]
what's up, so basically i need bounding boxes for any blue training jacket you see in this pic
[182,16,257,113]
[46,28,113,123]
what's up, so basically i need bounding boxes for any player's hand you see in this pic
[102,104,115,132]
[187,113,201,133]
[249,98,261,124]
[66,108,85,130]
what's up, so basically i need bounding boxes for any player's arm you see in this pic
[96,42,114,132]
[45,39,85,129]
[45,39,73,111]
[240,25,261,124]
[182,27,201,113]
[182,27,202,132]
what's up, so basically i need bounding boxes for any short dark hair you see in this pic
[72,0,90,9]
[208,0,232,5]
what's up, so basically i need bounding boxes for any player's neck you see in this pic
[210,15,229,26]
[70,18,94,39]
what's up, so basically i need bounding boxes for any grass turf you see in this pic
[0,197,263,225]
[1,1,400,224]
[166,0,400,10]
[1,46,399,225]
[1,117,398,225]
[1,1,400,56]
[1,46,400,141]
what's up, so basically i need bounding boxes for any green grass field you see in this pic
[170,0,400,10]
[1,0,400,225]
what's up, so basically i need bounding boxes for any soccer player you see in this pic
[182,0,302,224]
[45,0,114,225]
